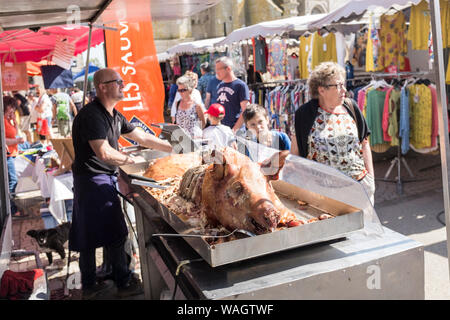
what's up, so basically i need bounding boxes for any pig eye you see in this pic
[231,181,243,194]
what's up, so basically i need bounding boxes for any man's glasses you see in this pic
[177,88,189,93]
[102,79,124,85]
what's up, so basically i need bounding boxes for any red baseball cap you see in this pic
[205,103,225,117]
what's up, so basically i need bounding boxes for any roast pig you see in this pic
[144,147,298,234]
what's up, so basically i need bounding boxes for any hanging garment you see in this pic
[399,87,410,155]
[428,84,439,148]
[335,32,346,67]
[409,84,433,150]
[298,34,312,79]
[366,15,382,72]
[441,0,450,48]
[382,88,401,146]
[267,38,287,77]
[352,28,368,68]
[345,33,356,63]
[287,54,299,80]
[253,37,268,74]
[230,43,246,77]
[408,0,431,51]
[447,55,450,84]
[365,88,389,146]
[311,31,337,70]
[379,11,408,71]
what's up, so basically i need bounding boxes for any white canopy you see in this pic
[157,52,175,62]
[216,14,326,46]
[166,36,226,54]
[308,0,423,28]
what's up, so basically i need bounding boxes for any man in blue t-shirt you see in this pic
[215,57,249,132]
[205,75,221,109]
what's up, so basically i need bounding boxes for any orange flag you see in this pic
[104,1,164,146]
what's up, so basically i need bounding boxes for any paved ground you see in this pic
[6,146,450,299]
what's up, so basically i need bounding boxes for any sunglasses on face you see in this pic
[178,88,189,93]
[102,79,124,85]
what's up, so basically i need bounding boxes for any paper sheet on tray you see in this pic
[235,136,383,235]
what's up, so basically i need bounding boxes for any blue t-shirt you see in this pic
[168,84,178,108]
[216,79,250,128]
[206,76,222,106]
[198,73,215,101]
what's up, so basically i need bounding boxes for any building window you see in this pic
[311,6,325,14]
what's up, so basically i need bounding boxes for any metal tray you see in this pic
[121,149,364,267]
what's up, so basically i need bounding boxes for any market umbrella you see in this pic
[72,64,100,81]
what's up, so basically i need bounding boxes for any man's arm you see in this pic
[232,100,249,133]
[123,128,173,153]
[204,93,211,109]
[89,139,136,166]
[70,100,77,116]
[52,101,57,122]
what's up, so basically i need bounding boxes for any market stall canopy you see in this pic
[167,37,226,55]
[157,52,175,62]
[0,26,104,63]
[0,0,224,31]
[216,14,326,46]
[307,0,422,29]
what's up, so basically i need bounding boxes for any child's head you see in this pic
[205,103,225,125]
[243,104,270,136]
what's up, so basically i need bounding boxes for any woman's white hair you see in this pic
[176,75,195,91]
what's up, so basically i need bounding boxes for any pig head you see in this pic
[201,148,291,234]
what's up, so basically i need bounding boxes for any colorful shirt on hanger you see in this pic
[267,38,287,78]
[379,11,408,71]
[298,34,312,79]
[441,0,450,48]
[365,88,389,146]
[311,31,337,70]
[408,0,431,51]
[382,88,401,146]
[409,84,433,150]
[399,87,410,154]
[366,15,382,72]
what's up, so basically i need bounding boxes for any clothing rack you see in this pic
[350,71,433,81]
[248,78,307,88]
[355,73,433,194]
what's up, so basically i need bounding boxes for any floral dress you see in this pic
[176,104,201,138]
[307,107,367,181]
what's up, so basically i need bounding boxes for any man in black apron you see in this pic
[70,68,172,299]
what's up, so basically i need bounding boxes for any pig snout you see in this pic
[250,201,280,234]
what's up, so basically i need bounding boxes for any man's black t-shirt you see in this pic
[72,98,135,176]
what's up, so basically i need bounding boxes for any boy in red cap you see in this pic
[203,103,237,149]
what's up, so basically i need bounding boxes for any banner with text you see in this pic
[104,1,164,146]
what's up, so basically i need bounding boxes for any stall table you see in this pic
[32,157,73,223]
[128,175,424,300]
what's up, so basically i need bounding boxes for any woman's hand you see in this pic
[16,137,25,145]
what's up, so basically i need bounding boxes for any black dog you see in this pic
[26,222,71,265]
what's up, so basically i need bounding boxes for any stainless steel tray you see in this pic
[121,149,364,267]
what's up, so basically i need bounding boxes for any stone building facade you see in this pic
[153,0,348,53]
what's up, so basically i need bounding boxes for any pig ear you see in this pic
[210,149,226,180]
[260,150,289,181]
